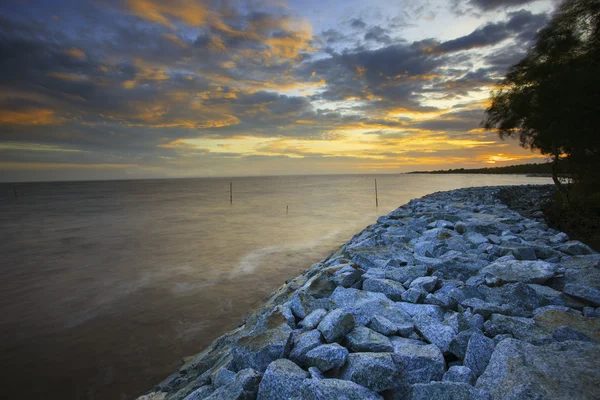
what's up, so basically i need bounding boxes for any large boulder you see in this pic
[413,315,457,353]
[476,339,600,399]
[563,284,600,307]
[443,366,475,385]
[299,309,328,330]
[317,309,355,343]
[330,287,412,326]
[339,352,400,392]
[464,333,495,377]
[232,325,293,372]
[305,343,349,371]
[407,382,491,400]
[345,326,394,352]
[363,278,406,301]
[256,359,308,400]
[390,337,445,384]
[300,378,383,400]
[204,368,262,400]
[480,259,557,285]
[289,329,323,365]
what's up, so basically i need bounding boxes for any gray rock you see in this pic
[414,315,456,353]
[402,287,427,303]
[232,325,293,372]
[339,352,400,392]
[464,333,495,377]
[551,326,595,342]
[363,278,405,301]
[308,367,324,380]
[480,259,557,285]
[390,337,445,384]
[305,343,349,371]
[409,276,439,293]
[329,287,412,326]
[476,339,600,400]
[556,241,594,256]
[385,265,429,284]
[333,265,364,288]
[464,232,488,246]
[346,326,394,352]
[205,368,262,400]
[317,309,355,343]
[299,309,328,330]
[443,366,476,385]
[183,386,215,400]
[368,315,398,336]
[256,359,308,400]
[289,329,322,365]
[449,330,476,360]
[583,307,600,318]
[564,284,600,307]
[300,378,383,400]
[484,314,550,345]
[213,368,236,389]
[408,382,491,400]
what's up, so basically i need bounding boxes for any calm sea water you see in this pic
[0,174,551,400]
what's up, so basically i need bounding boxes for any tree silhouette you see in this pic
[483,0,600,192]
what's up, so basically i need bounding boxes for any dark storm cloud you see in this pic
[350,18,367,29]
[469,0,537,11]
[364,26,392,44]
[434,10,548,54]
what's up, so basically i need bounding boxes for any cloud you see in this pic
[364,26,392,44]
[433,10,548,54]
[468,0,537,11]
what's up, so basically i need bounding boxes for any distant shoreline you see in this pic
[408,162,559,176]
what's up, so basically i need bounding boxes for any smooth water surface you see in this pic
[0,174,551,399]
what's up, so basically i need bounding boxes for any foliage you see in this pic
[408,162,562,175]
[483,0,600,188]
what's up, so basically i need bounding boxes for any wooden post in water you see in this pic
[375,179,378,207]
[13,184,18,198]
[230,182,233,204]
[286,205,289,215]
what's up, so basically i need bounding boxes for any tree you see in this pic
[483,0,600,192]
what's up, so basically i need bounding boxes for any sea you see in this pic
[0,174,552,400]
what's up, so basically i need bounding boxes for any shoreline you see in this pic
[138,184,600,400]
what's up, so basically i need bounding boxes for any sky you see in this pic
[0,0,561,181]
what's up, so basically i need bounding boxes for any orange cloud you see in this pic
[124,0,209,28]
[47,72,89,82]
[162,33,187,47]
[0,108,61,125]
[64,48,86,59]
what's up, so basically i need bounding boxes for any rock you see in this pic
[402,287,427,303]
[290,292,316,319]
[368,315,398,336]
[305,343,349,371]
[300,378,383,400]
[480,260,557,285]
[183,386,214,400]
[449,330,476,360]
[583,307,600,318]
[476,339,600,400]
[386,265,428,284]
[443,366,476,385]
[308,367,324,380]
[533,309,600,342]
[333,265,363,288]
[205,368,262,400]
[329,287,412,326]
[363,278,405,301]
[454,222,467,234]
[484,314,550,345]
[556,241,594,256]
[213,368,236,389]
[464,333,495,377]
[299,309,328,330]
[339,352,400,392]
[408,382,491,400]
[551,326,595,342]
[232,325,293,372]
[563,284,600,307]
[256,359,308,400]
[346,326,394,352]
[289,329,322,365]
[390,337,445,384]
[413,315,456,353]
[464,232,488,246]
[317,309,355,343]
[409,276,440,293]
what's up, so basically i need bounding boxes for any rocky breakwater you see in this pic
[139,185,600,400]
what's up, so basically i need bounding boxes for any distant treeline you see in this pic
[408,162,559,175]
